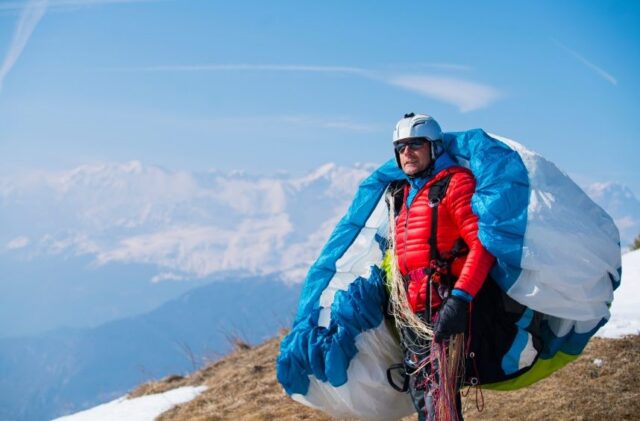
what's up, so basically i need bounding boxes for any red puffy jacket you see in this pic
[394,166,495,314]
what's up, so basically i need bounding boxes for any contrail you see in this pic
[553,39,618,86]
[0,0,49,92]
[114,63,371,76]
[0,0,171,13]
[108,63,503,112]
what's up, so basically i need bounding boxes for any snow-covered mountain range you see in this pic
[2,161,637,281]
[0,161,373,284]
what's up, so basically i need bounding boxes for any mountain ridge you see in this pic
[0,273,301,420]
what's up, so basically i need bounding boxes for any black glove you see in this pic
[434,296,468,342]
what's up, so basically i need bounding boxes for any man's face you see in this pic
[397,139,432,176]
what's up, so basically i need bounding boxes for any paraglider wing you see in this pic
[276,129,621,417]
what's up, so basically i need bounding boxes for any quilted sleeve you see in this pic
[444,171,495,298]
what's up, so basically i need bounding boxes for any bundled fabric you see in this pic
[276,129,621,419]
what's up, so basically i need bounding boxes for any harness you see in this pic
[421,173,469,319]
[386,172,469,392]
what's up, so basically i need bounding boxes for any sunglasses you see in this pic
[394,139,428,154]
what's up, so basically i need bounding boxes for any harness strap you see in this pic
[424,173,454,320]
[427,174,452,260]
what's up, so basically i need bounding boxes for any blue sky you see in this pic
[0,0,639,193]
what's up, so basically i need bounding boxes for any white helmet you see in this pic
[392,112,444,170]
[393,112,442,143]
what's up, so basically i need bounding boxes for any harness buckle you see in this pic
[386,363,410,392]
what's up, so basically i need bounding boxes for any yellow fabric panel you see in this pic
[482,352,579,391]
[381,250,394,295]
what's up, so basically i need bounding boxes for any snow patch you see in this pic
[51,385,207,421]
[596,249,640,338]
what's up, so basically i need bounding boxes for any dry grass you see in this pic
[461,335,640,421]
[154,335,332,421]
[129,374,188,398]
[132,334,639,421]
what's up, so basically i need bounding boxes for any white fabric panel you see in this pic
[518,333,537,370]
[318,197,389,328]
[502,137,620,321]
[292,321,414,421]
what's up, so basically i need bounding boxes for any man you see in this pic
[389,113,495,420]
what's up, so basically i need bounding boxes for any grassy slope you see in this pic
[131,334,640,420]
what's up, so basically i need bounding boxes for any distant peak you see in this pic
[586,182,637,201]
[309,163,336,178]
[121,160,144,174]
